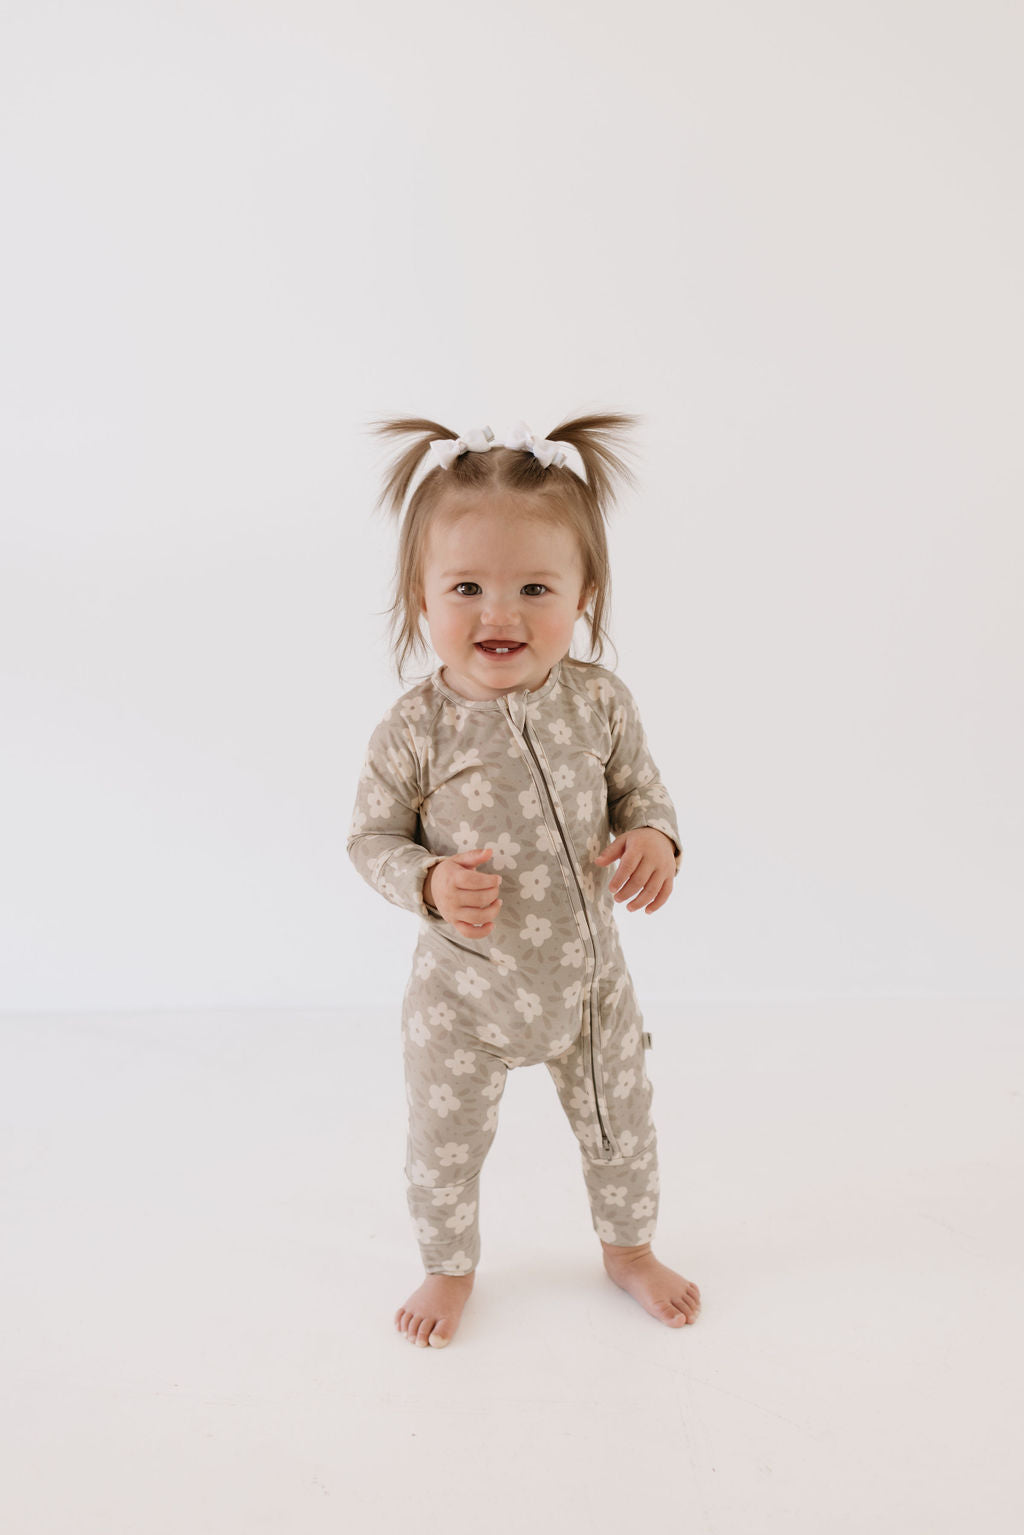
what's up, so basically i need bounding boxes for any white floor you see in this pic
[1,1000,1021,1534]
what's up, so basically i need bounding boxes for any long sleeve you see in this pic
[346,711,448,923]
[603,672,684,874]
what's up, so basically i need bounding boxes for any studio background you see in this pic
[1,2,1020,1009]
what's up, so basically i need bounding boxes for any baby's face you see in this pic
[419,496,592,701]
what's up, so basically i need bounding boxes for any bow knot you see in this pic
[426,420,568,470]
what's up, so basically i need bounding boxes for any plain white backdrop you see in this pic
[1,0,1020,1010]
[1,6,1023,1535]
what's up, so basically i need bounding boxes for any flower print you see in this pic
[455,964,491,999]
[601,1184,628,1207]
[519,784,541,820]
[586,676,614,706]
[435,1142,469,1169]
[636,1221,657,1244]
[646,784,672,806]
[405,1011,431,1048]
[631,1195,656,1221]
[546,1032,574,1056]
[453,820,482,854]
[619,1024,639,1060]
[414,949,437,980]
[570,1081,596,1117]
[513,988,542,1024]
[562,980,583,1010]
[367,783,396,821]
[505,1055,527,1068]
[476,1021,510,1048]
[520,864,552,901]
[560,937,585,969]
[617,1129,639,1158]
[441,699,471,733]
[552,763,576,792]
[575,789,595,823]
[399,695,430,725]
[481,1070,505,1101]
[349,804,368,836]
[634,1150,654,1171]
[442,1250,474,1275]
[608,761,633,793]
[549,717,573,746]
[461,772,494,813]
[431,1183,464,1206]
[576,1121,600,1152]
[412,1216,439,1242]
[572,692,593,725]
[409,1159,440,1187]
[483,1102,499,1133]
[451,747,483,773]
[646,1170,660,1194]
[489,831,521,869]
[548,1065,565,1090]
[445,1200,477,1235]
[613,1068,637,1099]
[428,1000,456,1032]
[428,1082,461,1118]
[444,1049,477,1076]
[607,974,628,1009]
[534,822,557,854]
[521,914,552,948]
[579,868,596,902]
[594,1217,617,1242]
[488,946,518,976]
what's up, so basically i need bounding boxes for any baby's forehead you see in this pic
[426,498,578,562]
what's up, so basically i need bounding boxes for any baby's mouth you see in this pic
[475,641,526,655]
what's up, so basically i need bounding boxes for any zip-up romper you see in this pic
[346,655,683,1276]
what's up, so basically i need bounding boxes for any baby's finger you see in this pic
[639,879,672,914]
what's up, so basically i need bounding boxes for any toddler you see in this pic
[347,412,701,1347]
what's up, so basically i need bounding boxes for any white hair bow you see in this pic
[426,425,496,470]
[501,419,568,468]
[426,419,568,471]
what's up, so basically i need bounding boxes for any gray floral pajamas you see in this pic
[347,656,683,1276]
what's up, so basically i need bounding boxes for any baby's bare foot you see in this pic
[395,1270,475,1348]
[601,1241,701,1328]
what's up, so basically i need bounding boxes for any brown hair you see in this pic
[365,412,641,685]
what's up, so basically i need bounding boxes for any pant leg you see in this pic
[544,985,660,1246]
[402,996,509,1276]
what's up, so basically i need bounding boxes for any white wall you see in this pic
[1,1,1021,1009]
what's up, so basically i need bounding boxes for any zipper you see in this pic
[500,695,615,1155]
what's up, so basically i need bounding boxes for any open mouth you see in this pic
[475,642,526,658]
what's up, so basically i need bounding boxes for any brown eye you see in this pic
[523,584,548,596]
[454,582,480,596]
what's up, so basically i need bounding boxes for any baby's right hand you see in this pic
[424,848,502,937]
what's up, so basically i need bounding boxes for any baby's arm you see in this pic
[602,672,683,873]
[346,713,446,923]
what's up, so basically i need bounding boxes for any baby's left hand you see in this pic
[593,827,676,914]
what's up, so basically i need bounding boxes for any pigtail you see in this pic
[365,416,456,520]
[542,412,643,516]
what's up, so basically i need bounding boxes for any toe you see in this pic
[428,1327,451,1348]
[414,1319,433,1347]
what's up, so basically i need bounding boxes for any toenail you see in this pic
[429,1333,449,1347]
